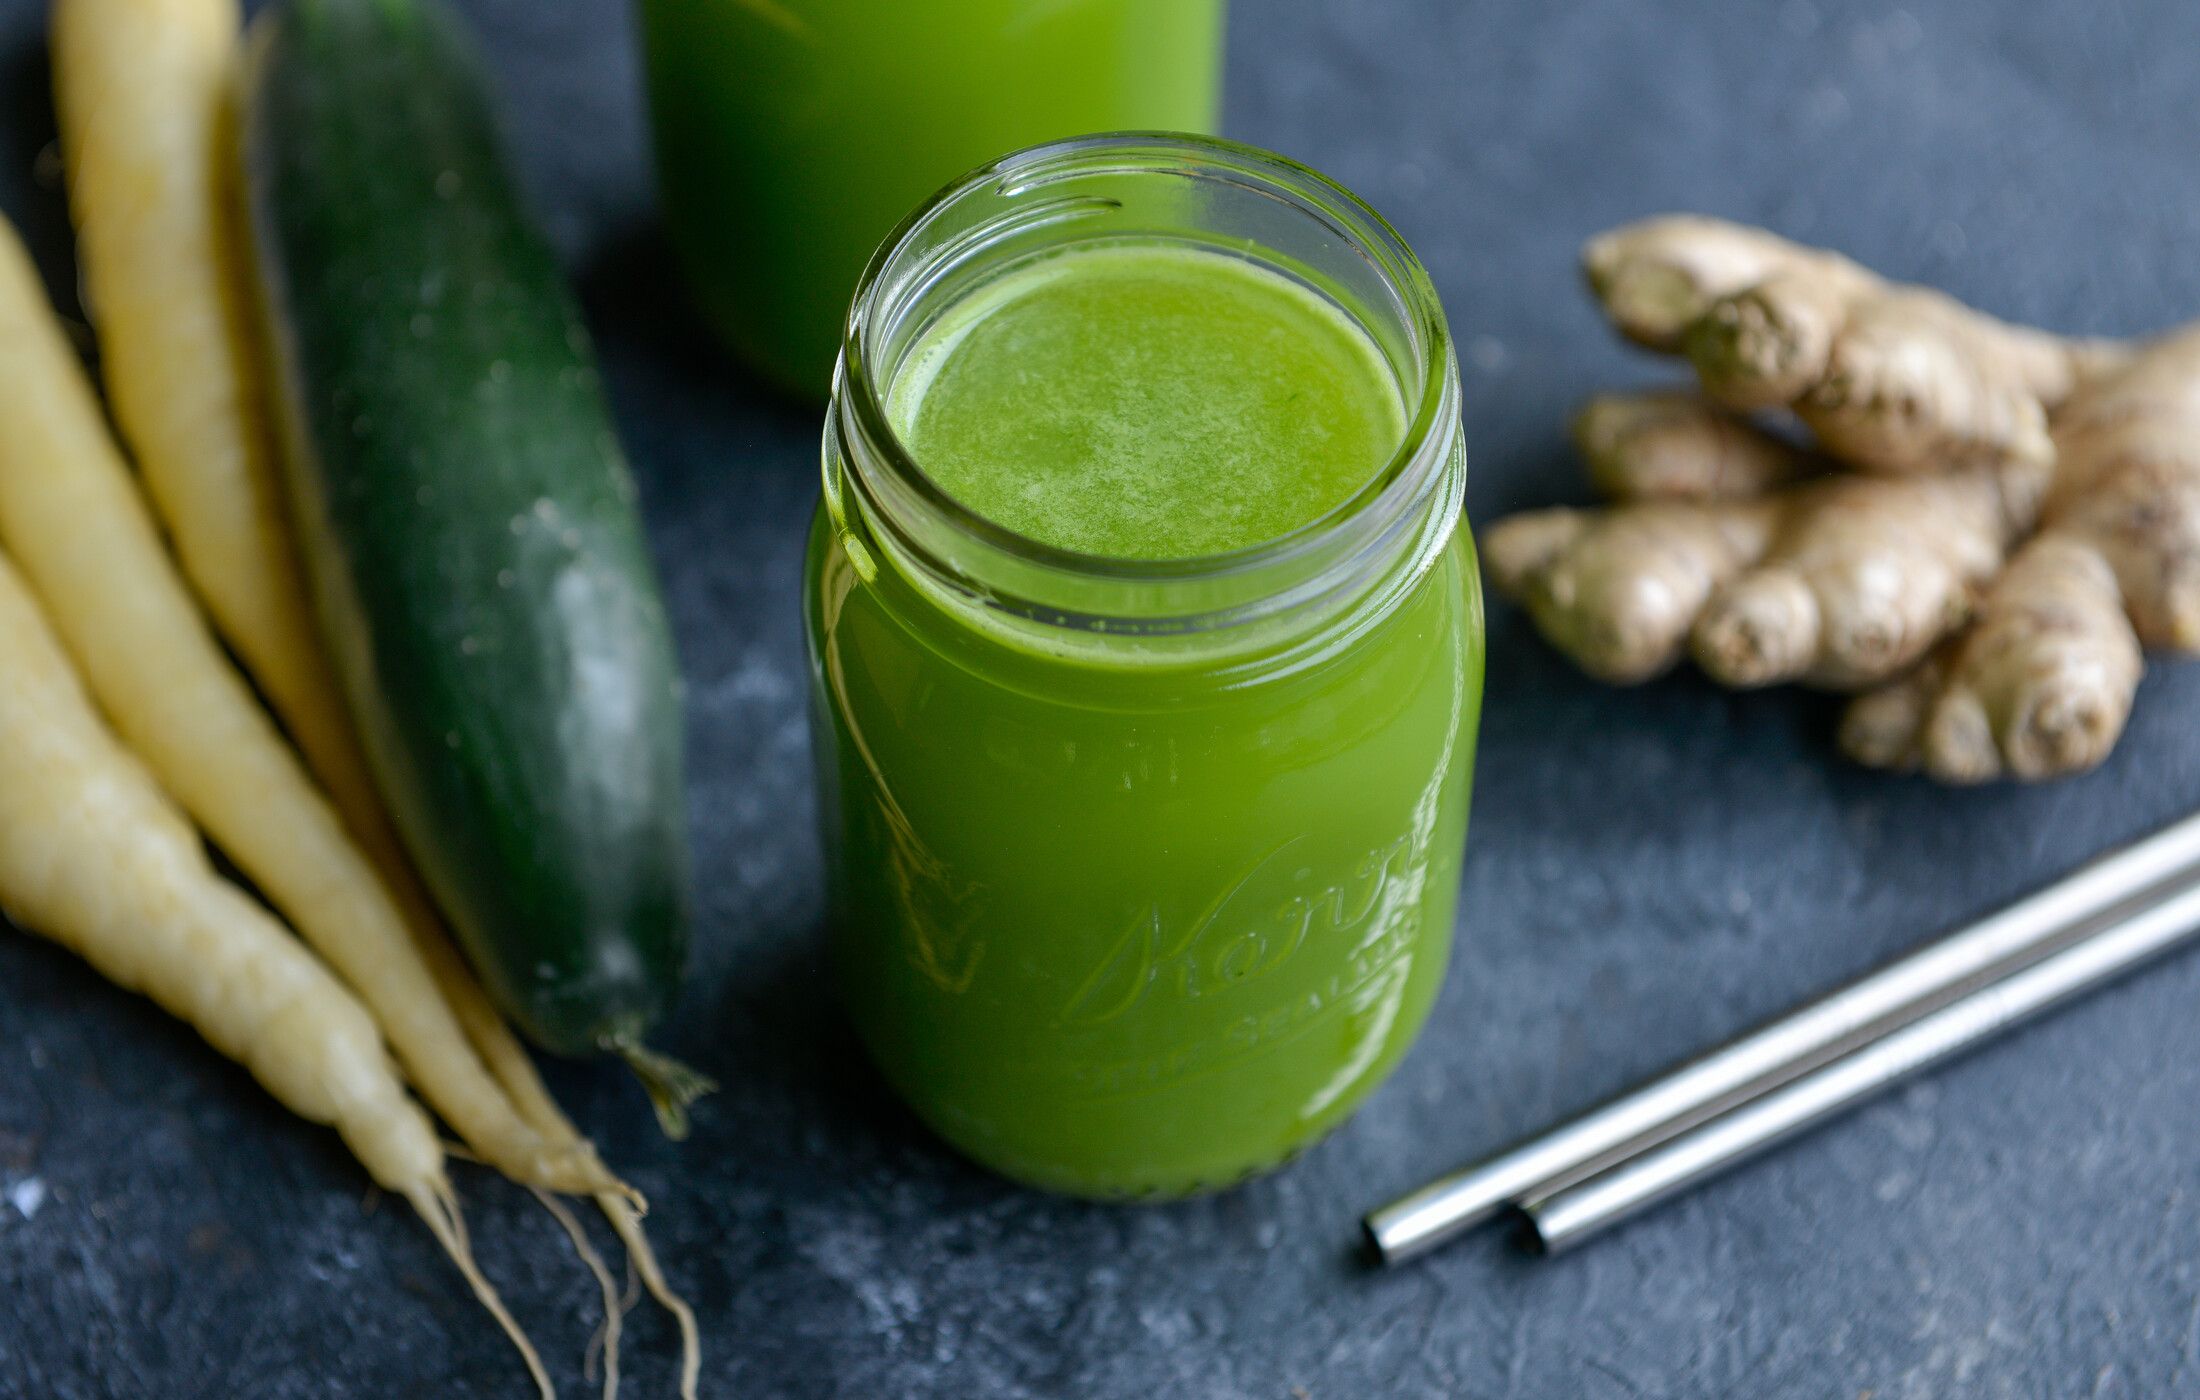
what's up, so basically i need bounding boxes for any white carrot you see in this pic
[348,801,706,1398]
[0,211,619,1200]
[50,7,702,1382]
[481,1005,706,1400]
[0,550,552,1399]
[408,889,698,1397]
[49,0,394,850]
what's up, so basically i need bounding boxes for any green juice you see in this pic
[807,238,1483,1197]
[639,0,1226,395]
[895,245,1405,558]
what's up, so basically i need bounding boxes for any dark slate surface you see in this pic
[5,1,2200,1395]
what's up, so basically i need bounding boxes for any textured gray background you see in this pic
[4,1,2200,1396]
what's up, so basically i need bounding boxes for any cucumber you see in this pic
[241,0,703,1128]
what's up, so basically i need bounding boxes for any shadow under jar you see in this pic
[805,134,1482,1199]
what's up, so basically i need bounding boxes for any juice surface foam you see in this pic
[889,243,1407,560]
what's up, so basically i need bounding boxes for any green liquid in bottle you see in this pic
[808,240,1482,1197]
[640,0,1227,395]
[894,244,1407,558]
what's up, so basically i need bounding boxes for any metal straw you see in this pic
[1365,812,2200,1265]
[1525,871,2200,1252]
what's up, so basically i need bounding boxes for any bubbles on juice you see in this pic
[887,241,1408,560]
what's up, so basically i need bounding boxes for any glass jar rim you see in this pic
[830,131,1462,633]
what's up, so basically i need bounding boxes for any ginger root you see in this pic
[1839,539,2141,781]
[1573,390,1815,502]
[1483,497,1779,683]
[1840,326,2200,780]
[1491,217,2200,782]
[1486,455,2033,690]
[1693,466,2035,689]
[1584,215,2121,484]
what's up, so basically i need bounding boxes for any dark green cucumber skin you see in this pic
[242,0,690,1057]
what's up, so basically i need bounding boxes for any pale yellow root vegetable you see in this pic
[1835,652,1950,772]
[1492,387,2040,692]
[1842,326,2200,781]
[439,922,704,1400]
[1489,472,2024,692]
[303,715,693,1395]
[50,0,502,1029]
[1504,215,2196,780]
[496,1058,703,1400]
[1583,214,2122,480]
[49,0,398,846]
[610,1206,703,1400]
[1840,539,2141,781]
[1573,389,1816,502]
[1690,466,2035,689]
[533,1187,624,1400]
[0,551,550,1399]
[51,10,693,1373]
[529,1177,699,1400]
[1581,214,1852,351]
[326,692,697,1393]
[1482,497,1781,683]
[0,213,619,1200]
[2038,327,2200,650]
[1698,280,2067,490]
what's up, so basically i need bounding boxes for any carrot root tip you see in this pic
[602,1192,702,1400]
[411,1181,555,1400]
[534,1185,622,1400]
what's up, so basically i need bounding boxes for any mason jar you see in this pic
[639,0,1227,396]
[805,134,1482,1198]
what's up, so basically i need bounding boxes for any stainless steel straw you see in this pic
[1525,870,2200,1252]
[1364,811,2200,1265]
